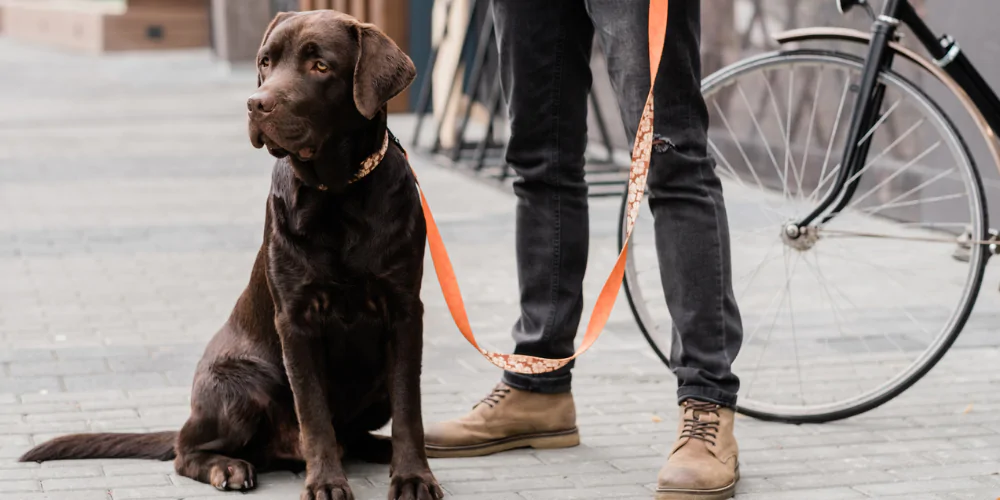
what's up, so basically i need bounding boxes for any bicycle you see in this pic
[620,0,1000,423]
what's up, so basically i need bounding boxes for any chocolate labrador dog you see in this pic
[20,10,442,500]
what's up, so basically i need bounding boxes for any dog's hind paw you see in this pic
[209,459,256,491]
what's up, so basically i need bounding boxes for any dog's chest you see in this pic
[267,200,395,326]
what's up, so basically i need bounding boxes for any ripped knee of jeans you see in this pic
[652,134,674,154]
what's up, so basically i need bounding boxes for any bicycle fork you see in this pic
[788,0,903,236]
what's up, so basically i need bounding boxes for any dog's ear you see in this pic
[257,12,297,87]
[352,23,417,119]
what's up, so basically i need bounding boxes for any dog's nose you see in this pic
[247,92,277,113]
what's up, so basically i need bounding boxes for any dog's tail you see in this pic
[19,431,177,462]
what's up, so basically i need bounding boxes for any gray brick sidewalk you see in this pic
[2,38,1000,499]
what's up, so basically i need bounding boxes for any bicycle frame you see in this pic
[792,0,1000,229]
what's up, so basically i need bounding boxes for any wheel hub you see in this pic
[781,224,819,251]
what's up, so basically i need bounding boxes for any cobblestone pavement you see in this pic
[3,38,1000,500]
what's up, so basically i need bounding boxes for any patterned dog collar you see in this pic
[349,132,389,184]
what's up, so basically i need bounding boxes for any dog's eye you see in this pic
[260,57,270,68]
[314,61,330,73]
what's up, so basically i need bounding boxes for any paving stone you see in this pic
[565,470,663,487]
[446,477,574,495]
[946,489,1000,500]
[428,454,543,471]
[63,374,168,393]
[102,460,174,476]
[43,474,170,491]
[24,409,137,423]
[736,487,867,500]
[874,495,950,500]
[0,492,110,500]
[20,391,123,404]
[0,378,62,395]
[855,478,991,496]
[0,466,102,481]
[111,484,241,499]
[769,470,897,489]
[496,462,619,480]
[518,485,653,499]
[0,402,82,416]
[0,479,40,492]
[0,437,29,448]
[8,360,109,377]
[446,494,526,500]
[889,461,1000,480]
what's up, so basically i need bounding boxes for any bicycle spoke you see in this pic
[820,262,908,355]
[817,250,918,276]
[860,192,965,216]
[783,244,806,404]
[839,140,942,213]
[822,240,935,345]
[761,68,801,197]
[709,138,750,190]
[711,100,771,197]
[809,70,851,205]
[894,221,970,228]
[802,250,870,397]
[840,118,926,189]
[741,249,792,350]
[744,248,802,398]
[731,225,778,245]
[786,67,805,201]
[803,252,868,350]
[735,238,782,304]
[855,98,902,147]
[798,65,825,198]
[809,161,844,207]
[737,82,788,198]
[852,166,956,216]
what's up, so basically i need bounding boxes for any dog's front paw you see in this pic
[301,476,353,500]
[389,469,443,500]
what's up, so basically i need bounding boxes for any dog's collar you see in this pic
[348,132,389,184]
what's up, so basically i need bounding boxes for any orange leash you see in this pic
[413,1,669,374]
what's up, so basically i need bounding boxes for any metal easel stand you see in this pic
[411,0,630,197]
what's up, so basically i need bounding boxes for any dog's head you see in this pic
[247,10,415,165]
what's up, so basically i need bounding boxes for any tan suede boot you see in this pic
[424,383,579,458]
[656,400,739,500]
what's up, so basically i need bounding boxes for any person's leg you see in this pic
[587,1,742,498]
[499,0,595,395]
[588,0,741,413]
[424,0,593,458]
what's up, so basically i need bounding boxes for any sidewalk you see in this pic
[2,38,1000,499]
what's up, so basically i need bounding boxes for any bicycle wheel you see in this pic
[621,50,989,423]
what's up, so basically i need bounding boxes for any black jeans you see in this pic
[494,0,744,408]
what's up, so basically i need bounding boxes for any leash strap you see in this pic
[411,1,669,374]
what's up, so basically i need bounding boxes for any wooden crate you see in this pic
[0,0,209,53]
[105,6,209,51]
[126,0,207,9]
[298,0,410,113]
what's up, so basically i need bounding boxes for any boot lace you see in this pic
[679,401,720,446]
[474,384,511,409]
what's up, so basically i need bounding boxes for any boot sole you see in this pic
[654,469,739,500]
[425,428,580,458]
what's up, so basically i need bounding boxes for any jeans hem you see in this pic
[503,371,572,394]
[678,386,737,409]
